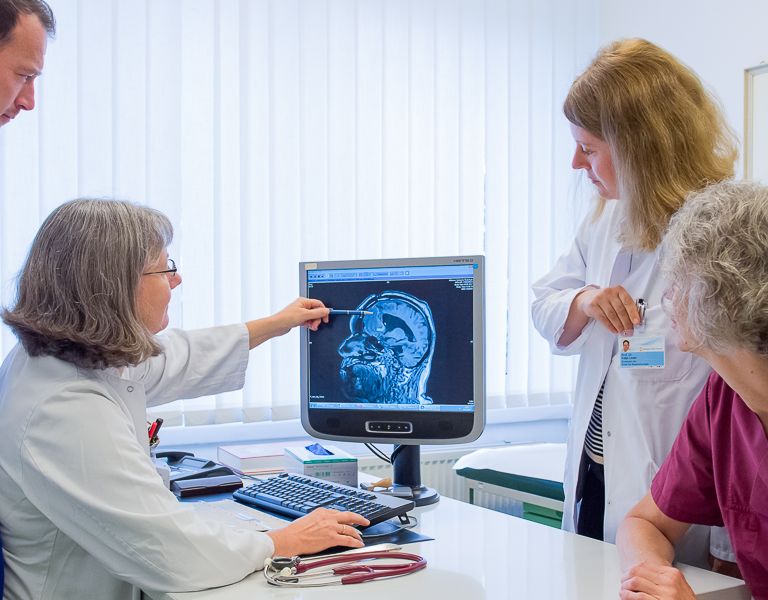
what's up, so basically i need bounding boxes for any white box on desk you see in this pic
[283,445,358,487]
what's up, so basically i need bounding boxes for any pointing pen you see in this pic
[328,309,373,316]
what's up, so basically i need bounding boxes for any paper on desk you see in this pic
[188,499,285,532]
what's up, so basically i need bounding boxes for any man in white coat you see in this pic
[0,0,54,127]
[0,1,55,592]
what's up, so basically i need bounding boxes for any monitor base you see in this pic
[389,444,441,507]
[402,484,440,507]
[381,483,440,507]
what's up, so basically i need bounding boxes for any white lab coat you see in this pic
[0,325,274,600]
[531,202,712,549]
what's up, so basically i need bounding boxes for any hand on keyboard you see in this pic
[266,507,369,557]
[233,472,415,526]
[234,473,416,556]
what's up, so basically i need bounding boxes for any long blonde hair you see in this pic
[564,38,737,251]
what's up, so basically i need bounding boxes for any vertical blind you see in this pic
[0,0,598,429]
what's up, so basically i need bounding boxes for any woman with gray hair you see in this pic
[617,180,768,600]
[0,198,368,600]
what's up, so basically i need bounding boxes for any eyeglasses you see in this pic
[143,258,178,278]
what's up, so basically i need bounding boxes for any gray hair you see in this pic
[661,180,768,355]
[0,0,56,46]
[2,198,173,369]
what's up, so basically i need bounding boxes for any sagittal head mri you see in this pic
[337,291,436,405]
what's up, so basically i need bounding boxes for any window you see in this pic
[0,0,598,438]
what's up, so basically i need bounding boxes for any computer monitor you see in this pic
[299,255,485,505]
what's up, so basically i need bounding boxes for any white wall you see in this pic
[599,0,768,177]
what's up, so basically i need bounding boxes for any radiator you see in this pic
[356,447,523,517]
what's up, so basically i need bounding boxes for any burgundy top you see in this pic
[651,372,768,598]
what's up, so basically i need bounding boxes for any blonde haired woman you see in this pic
[531,38,737,563]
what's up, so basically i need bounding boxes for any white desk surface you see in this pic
[145,495,749,600]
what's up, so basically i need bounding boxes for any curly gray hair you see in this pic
[2,198,173,369]
[661,180,768,355]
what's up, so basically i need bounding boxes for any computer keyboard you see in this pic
[233,472,415,526]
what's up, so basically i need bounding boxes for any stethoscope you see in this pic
[263,544,427,587]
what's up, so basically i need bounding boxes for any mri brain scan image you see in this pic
[337,291,436,404]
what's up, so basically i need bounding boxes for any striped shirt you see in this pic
[584,381,605,464]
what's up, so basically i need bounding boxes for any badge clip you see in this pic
[635,298,647,333]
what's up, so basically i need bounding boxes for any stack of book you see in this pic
[217,440,313,475]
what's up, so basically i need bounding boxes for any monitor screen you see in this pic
[300,255,485,445]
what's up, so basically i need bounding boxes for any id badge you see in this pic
[619,333,665,369]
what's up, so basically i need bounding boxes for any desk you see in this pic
[144,495,748,600]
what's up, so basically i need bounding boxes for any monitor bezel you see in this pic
[299,255,485,445]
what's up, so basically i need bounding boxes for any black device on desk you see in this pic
[233,472,414,526]
[155,450,236,482]
[155,451,243,497]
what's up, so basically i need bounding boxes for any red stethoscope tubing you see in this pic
[294,550,423,574]
[279,550,427,585]
[338,559,427,585]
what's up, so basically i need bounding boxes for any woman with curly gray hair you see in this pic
[617,180,768,600]
[0,198,368,600]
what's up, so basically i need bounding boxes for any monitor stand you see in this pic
[388,444,440,507]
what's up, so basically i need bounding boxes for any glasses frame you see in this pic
[143,258,178,277]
